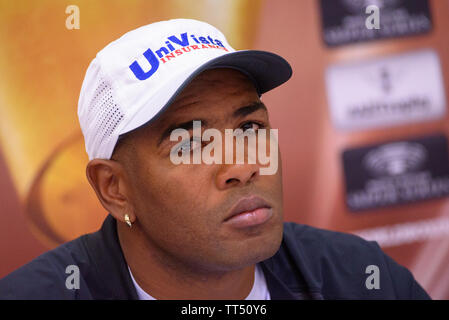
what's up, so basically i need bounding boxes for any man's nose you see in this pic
[215,163,260,190]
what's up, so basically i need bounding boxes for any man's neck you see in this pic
[117,222,256,299]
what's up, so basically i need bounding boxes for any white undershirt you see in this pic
[128,264,271,300]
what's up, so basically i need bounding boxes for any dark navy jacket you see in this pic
[0,215,430,299]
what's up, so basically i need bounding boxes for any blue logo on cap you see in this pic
[129,32,227,81]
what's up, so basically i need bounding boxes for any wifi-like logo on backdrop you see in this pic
[342,135,449,211]
[363,142,428,177]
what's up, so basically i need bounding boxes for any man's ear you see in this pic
[86,159,134,225]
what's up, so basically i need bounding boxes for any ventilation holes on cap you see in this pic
[87,78,125,157]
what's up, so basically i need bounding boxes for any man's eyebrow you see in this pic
[158,119,208,146]
[157,102,266,147]
[232,101,267,118]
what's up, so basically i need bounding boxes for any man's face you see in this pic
[116,68,284,272]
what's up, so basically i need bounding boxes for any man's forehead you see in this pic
[191,68,255,82]
[166,69,259,113]
[153,96,264,133]
[123,68,262,140]
[154,100,267,147]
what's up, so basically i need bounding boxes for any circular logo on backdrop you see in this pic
[363,142,427,177]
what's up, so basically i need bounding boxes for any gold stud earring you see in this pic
[124,214,132,228]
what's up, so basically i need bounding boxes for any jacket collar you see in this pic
[259,245,320,300]
[83,214,138,299]
[85,214,315,300]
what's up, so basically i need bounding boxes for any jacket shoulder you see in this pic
[278,222,430,299]
[0,235,93,299]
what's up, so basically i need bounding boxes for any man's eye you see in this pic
[241,121,261,133]
[177,137,201,153]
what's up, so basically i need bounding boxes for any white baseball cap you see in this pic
[78,18,292,160]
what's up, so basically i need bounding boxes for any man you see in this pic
[0,19,430,299]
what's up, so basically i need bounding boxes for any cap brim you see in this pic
[199,50,293,95]
[119,50,292,138]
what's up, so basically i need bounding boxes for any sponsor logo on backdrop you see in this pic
[325,49,446,131]
[319,0,432,46]
[363,142,427,177]
[352,216,449,247]
[342,134,449,212]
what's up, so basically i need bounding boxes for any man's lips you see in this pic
[224,196,273,228]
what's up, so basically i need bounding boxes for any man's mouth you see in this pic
[224,196,273,229]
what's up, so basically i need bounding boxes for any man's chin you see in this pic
[247,222,284,262]
[218,221,284,270]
